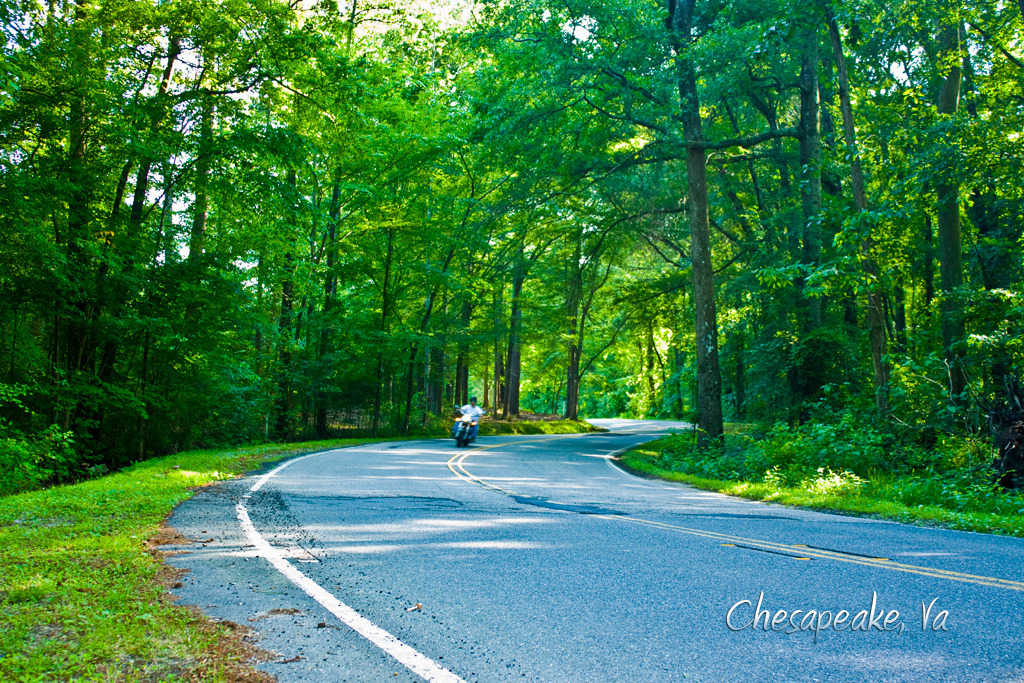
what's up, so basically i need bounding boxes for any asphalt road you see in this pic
[166,419,1024,682]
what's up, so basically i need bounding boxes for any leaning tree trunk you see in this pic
[827,8,890,418]
[128,36,181,239]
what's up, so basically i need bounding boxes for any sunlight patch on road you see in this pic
[407,517,552,530]
[238,451,466,682]
[301,515,554,541]
[434,540,551,550]
[330,544,408,554]
[313,539,553,556]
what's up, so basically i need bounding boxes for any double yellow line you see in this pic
[447,447,513,495]
[447,444,1024,593]
[446,432,589,494]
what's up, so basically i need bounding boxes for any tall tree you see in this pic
[826,6,890,418]
[935,19,967,407]
[669,0,724,447]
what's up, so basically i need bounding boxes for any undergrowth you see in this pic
[622,418,1024,537]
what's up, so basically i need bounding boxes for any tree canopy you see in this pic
[2,0,1023,487]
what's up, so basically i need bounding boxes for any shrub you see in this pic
[0,437,39,495]
[0,425,77,496]
[658,411,994,492]
[802,467,865,497]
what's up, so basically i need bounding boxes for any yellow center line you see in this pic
[598,515,1024,592]
[445,433,590,495]
[445,437,1024,593]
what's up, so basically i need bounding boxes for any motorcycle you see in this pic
[452,412,478,447]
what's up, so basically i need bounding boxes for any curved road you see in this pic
[167,419,1024,682]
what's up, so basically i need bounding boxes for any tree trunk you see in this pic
[935,21,966,407]
[827,8,890,418]
[65,81,91,380]
[961,43,1014,388]
[129,36,181,237]
[157,159,176,263]
[482,360,489,409]
[371,228,394,436]
[400,258,451,434]
[456,295,473,407]
[493,344,504,415]
[137,331,150,459]
[923,214,935,309]
[315,167,343,438]
[188,92,213,260]
[275,172,297,441]
[894,281,908,352]
[672,0,724,448]
[455,352,467,408]
[63,4,97,434]
[645,320,657,410]
[749,95,789,247]
[734,328,746,420]
[724,102,766,214]
[565,333,582,421]
[564,241,583,421]
[400,355,416,435]
[275,260,294,440]
[799,22,823,329]
[503,268,525,419]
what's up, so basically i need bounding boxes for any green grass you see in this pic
[0,438,398,682]
[0,419,598,681]
[477,419,602,436]
[621,438,1024,538]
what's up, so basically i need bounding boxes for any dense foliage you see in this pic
[1,0,1023,489]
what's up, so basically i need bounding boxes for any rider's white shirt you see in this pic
[459,404,485,418]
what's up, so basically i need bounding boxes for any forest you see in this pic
[1,0,1023,492]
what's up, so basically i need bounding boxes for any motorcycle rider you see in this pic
[453,396,486,440]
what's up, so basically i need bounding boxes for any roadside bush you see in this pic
[0,425,77,496]
[0,384,77,495]
[658,411,990,491]
[626,419,1024,533]
[0,437,38,494]
[802,467,866,497]
[749,415,888,475]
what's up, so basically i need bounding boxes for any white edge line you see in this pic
[604,441,655,477]
[238,448,466,683]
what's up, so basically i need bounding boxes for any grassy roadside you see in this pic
[621,438,1024,537]
[477,419,602,436]
[0,438,389,682]
[0,418,595,682]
